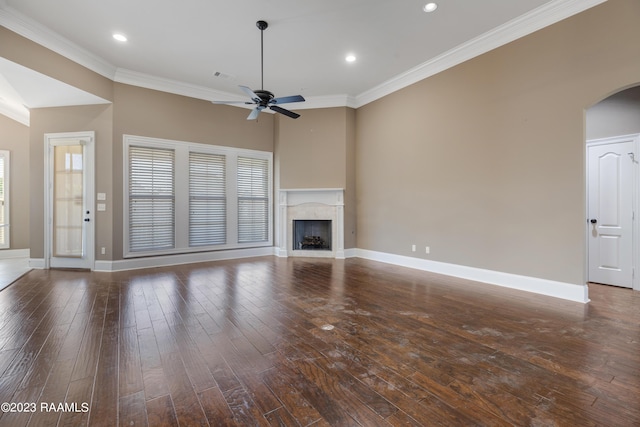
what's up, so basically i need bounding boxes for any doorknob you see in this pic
[590,219,597,224]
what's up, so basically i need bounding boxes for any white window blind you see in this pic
[128,146,175,252]
[189,152,226,246]
[237,157,269,243]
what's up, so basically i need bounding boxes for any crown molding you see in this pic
[0,102,28,126]
[115,68,357,111]
[291,94,357,110]
[354,0,607,108]
[1,0,606,112]
[114,68,242,103]
[0,3,116,79]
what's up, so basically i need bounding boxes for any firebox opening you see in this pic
[293,220,332,251]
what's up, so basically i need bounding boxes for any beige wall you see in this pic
[275,107,357,248]
[586,85,640,140]
[355,0,640,285]
[277,108,348,189]
[0,114,30,250]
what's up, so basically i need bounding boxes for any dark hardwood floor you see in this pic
[0,256,638,426]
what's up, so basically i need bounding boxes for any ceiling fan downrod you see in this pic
[256,20,268,91]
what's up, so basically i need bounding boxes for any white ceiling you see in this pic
[0,0,605,125]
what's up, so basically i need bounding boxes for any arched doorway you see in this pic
[586,85,640,290]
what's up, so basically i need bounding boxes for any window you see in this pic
[0,151,9,249]
[189,152,226,246]
[128,146,175,252]
[123,135,272,257]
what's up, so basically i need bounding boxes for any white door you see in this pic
[587,136,636,288]
[45,132,95,270]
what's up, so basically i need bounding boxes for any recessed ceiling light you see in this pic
[423,2,438,12]
[345,54,356,63]
[113,33,127,42]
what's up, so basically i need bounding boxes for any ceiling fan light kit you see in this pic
[213,20,305,120]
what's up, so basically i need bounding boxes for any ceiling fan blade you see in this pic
[212,100,253,105]
[239,85,261,103]
[271,94,305,105]
[270,105,300,119]
[247,107,261,120]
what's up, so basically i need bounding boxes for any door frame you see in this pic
[586,133,640,291]
[44,131,95,270]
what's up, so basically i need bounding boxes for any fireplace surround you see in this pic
[278,188,344,258]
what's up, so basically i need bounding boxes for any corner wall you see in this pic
[275,107,357,249]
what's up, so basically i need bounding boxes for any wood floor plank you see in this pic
[57,376,92,427]
[197,386,236,427]
[119,325,144,397]
[136,324,170,400]
[28,359,75,427]
[145,395,178,427]
[119,391,148,427]
[0,258,638,426]
[87,283,120,426]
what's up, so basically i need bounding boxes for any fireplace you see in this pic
[294,220,332,251]
[278,188,344,258]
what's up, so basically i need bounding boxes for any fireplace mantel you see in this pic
[278,188,345,258]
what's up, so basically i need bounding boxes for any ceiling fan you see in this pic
[213,20,305,120]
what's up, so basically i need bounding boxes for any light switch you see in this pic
[97,193,106,201]
[97,203,106,211]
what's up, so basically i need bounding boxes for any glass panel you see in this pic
[0,155,5,247]
[53,145,84,257]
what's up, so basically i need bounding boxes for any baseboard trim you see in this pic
[94,247,275,272]
[0,249,30,259]
[355,249,589,303]
[343,248,358,259]
[29,258,46,269]
[30,246,590,303]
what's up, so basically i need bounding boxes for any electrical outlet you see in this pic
[101,247,106,255]
[425,246,430,254]
[411,244,416,252]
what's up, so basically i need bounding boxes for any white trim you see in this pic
[0,0,605,111]
[586,134,640,291]
[0,103,29,126]
[356,249,590,303]
[0,248,29,259]
[94,246,273,272]
[28,258,46,269]
[343,248,358,259]
[30,246,590,302]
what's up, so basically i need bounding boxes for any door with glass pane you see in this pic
[0,151,10,249]
[46,132,94,269]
